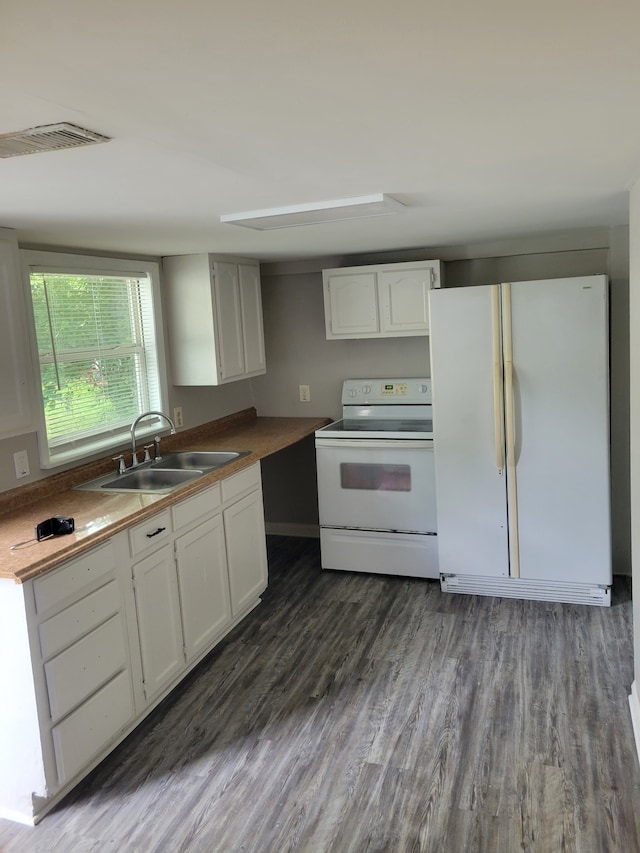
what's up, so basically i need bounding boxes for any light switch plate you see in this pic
[14,450,29,479]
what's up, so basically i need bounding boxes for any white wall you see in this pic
[628,182,640,747]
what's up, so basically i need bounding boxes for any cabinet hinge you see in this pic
[429,269,435,286]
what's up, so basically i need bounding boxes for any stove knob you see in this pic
[347,389,357,398]
[362,384,372,395]
[418,383,428,393]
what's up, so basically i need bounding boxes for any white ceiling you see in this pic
[2,0,640,261]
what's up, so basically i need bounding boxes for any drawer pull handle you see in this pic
[146,527,166,538]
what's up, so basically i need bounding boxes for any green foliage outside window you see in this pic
[30,272,150,445]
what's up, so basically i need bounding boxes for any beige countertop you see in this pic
[0,409,330,584]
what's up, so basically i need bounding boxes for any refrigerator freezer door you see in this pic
[510,275,611,585]
[429,285,509,577]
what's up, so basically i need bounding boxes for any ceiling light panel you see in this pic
[220,193,406,230]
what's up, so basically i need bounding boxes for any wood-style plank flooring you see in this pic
[2,536,639,852]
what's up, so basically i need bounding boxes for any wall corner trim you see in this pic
[628,680,640,767]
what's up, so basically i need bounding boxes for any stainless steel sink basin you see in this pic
[75,467,205,494]
[152,450,250,470]
[74,449,251,494]
[101,468,204,492]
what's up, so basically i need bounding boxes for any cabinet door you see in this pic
[239,263,266,376]
[224,490,268,617]
[164,253,222,385]
[378,263,435,335]
[132,545,184,701]
[0,228,33,436]
[175,515,232,661]
[214,261,245,382]
[323,272,379,338]
[51,670,135,787]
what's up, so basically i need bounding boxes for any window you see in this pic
[24,251,168,468]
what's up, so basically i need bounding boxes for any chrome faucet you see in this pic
[130,410,176,467]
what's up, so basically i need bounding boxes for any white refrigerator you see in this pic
[428,275,612,606]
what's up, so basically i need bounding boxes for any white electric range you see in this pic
[314,378,438,579]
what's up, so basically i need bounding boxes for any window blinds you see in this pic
[30,271,160,450]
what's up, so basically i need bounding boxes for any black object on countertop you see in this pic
[35,515,75,542]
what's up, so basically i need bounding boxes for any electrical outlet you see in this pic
[13,450,29,479]
[299,384,311,403]
[173,406,184,428]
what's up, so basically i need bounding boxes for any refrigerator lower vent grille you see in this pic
[440,574,611,607]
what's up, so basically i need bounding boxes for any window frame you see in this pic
[22,249,170,469]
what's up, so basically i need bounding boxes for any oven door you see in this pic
[315,438,436,534]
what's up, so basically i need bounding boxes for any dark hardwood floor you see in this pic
[2,536,639,852]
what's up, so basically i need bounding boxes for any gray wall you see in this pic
[253,229,631,576]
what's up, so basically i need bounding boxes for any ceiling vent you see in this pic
[0,123,111,158]
[220,193,406,230]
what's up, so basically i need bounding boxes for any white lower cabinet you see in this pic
[44,613,130,722]
[176,514,231,660]
[0,461,268,826]
[0,536,137,824]
[34,538,137,787]
[225,489,268,617]
[51,670,135,786]
[132,544,185,702]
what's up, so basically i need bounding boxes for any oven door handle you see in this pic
[315,438,433,450]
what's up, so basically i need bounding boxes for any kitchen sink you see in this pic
[152,450,250,470]
[74,449,251,494]
[75,467,205,494]
[101,467,203,493]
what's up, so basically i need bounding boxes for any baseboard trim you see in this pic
[629,681,640,765]
[265,522,319,538]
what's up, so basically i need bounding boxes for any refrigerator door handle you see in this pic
[502,282,520,578]
[491,285,505,473]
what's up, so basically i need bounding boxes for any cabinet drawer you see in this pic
[32,540,117,616]
[44,614,128,722]
[128,510,172,557]
[52,669,134,786]
[172,482,221,530]
[221,462,261,504]
[38,580,120,660]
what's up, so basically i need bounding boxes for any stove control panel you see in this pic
[341,378,432,405]
[381,382,408,395]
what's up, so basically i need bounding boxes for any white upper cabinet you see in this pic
[324,271,379,337]
[323,259,441,339]
[163,253,266,385]
[0,228,33,435]
[238,262,267,376]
